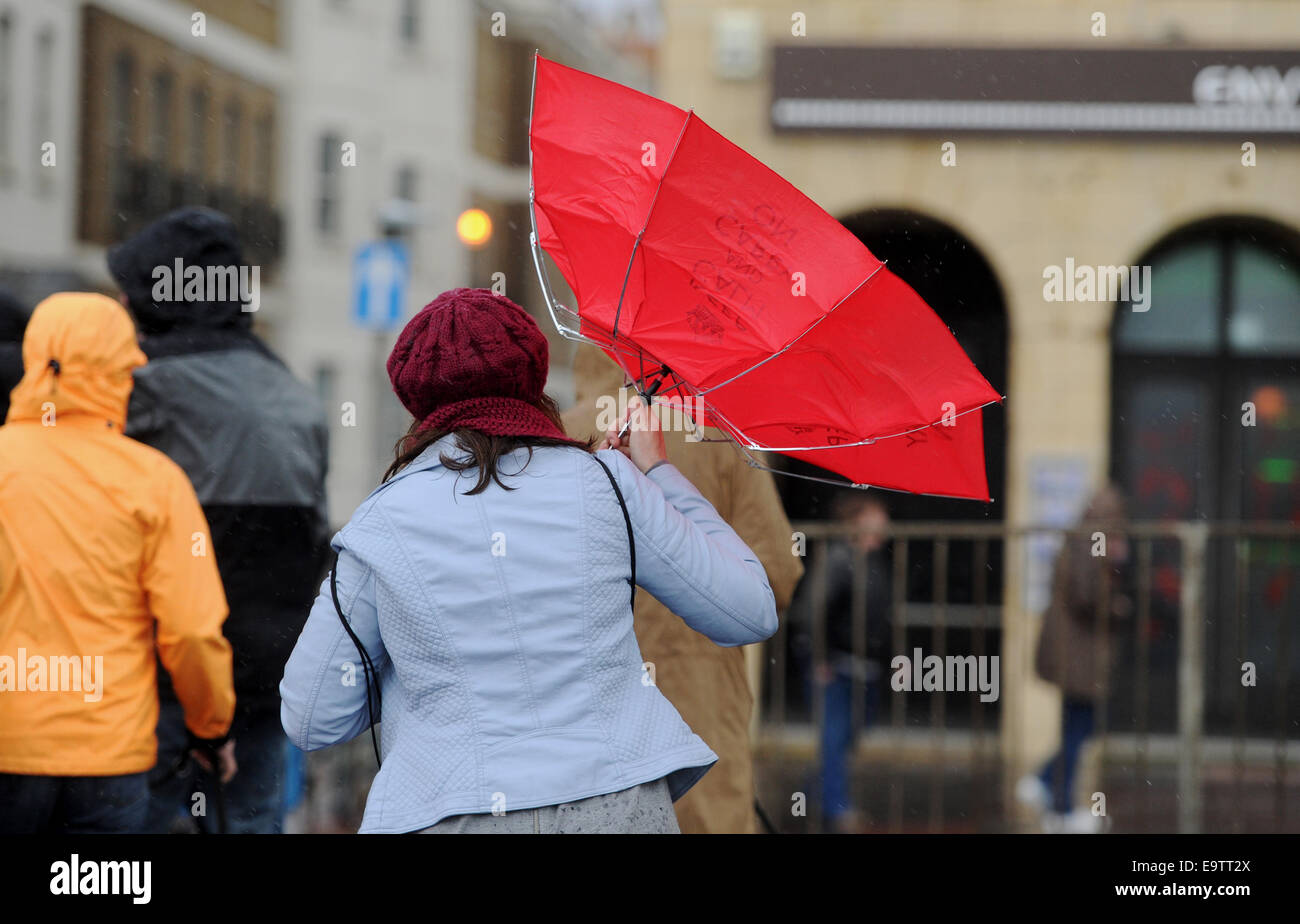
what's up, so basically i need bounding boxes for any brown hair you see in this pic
[383,394,594,494]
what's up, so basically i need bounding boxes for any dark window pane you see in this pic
[1115,241,1220,355]
[396,165,416,202]
[222,100,241,186]
[1228,242,1300,355]
[400,0,419,42]
[1115,375,1215,519]
[188,88,208,175]
[150,71,172,161]
[319,133,336,174]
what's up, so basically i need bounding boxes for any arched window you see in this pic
[1113,217,1300,522]
[1111,216,1300,735]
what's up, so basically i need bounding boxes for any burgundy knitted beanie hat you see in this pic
[387,287,572,441]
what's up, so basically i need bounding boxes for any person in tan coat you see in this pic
[563,344,803,833]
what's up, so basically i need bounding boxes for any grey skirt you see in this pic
[418,778,679,834]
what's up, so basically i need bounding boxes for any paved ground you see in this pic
[754,756,1299,833]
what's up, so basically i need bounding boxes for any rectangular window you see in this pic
[188,87,208,177]
[317,132,341,235]
[0,12,12,180]
[395,164,417,202]
[34,27,55,194]
[222,99,242,188]
[109,51,136,216]
[472,34,533,167]
[399,0,419,45]
[314,363,337,411]
[150,70,172,163]
[252,111,274,199]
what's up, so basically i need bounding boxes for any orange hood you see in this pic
[6,292,146,429]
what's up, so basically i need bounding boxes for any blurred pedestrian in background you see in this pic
[563,344,803,833]
[1022,483,1132,834]
[794,493,893,832]
[281,288,778,833]
[0,288,29,421]
[108,208,330,834]
[0,293,235,834]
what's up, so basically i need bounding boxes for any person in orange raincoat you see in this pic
[0,293,235,834]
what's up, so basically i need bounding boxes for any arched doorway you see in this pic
[1111,215,1300,736]
[776,209,1009,603]
[771,209,1009,749]
[777,209,1007,517]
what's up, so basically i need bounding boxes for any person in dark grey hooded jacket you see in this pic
[108,207,330,833]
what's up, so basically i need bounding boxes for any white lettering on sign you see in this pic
[1193,65,1300,107]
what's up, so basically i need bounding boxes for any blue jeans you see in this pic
[818,664,880,825]
[0,772,150,833]
[1039,698,1095,814]
[146,699,288,834]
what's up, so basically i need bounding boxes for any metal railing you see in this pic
[756,520,1300,833]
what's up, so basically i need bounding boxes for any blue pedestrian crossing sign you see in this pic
[353,239,409,331]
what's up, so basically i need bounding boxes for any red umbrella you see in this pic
[529,55,1002,500]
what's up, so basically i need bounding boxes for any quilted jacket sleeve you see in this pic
[599,450,778,646]
[280,535,389,751]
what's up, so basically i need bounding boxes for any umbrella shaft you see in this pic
[616,371,669,440]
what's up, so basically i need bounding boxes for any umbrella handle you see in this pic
[615,369,669,441]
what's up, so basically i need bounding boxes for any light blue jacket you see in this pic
[280,438,778,833]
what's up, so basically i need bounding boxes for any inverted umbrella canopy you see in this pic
[529,55,1002,500]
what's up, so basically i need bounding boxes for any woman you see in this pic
[280,288,778,833]
[1022,483,1132,833]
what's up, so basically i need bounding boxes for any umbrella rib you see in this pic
[695,260,889,398]
[702,398,996,500]
[731,441,995,502]
[712,395,1003,454]
[731,440,869,490]
[611,110,696,342]
[527,52,577,345]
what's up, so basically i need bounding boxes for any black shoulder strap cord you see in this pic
[330,552,383,767]
[591,453,636,611]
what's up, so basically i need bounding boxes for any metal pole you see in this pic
[1177,522,1208,834]
[374,330,388,477]
[810,540,828,832]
